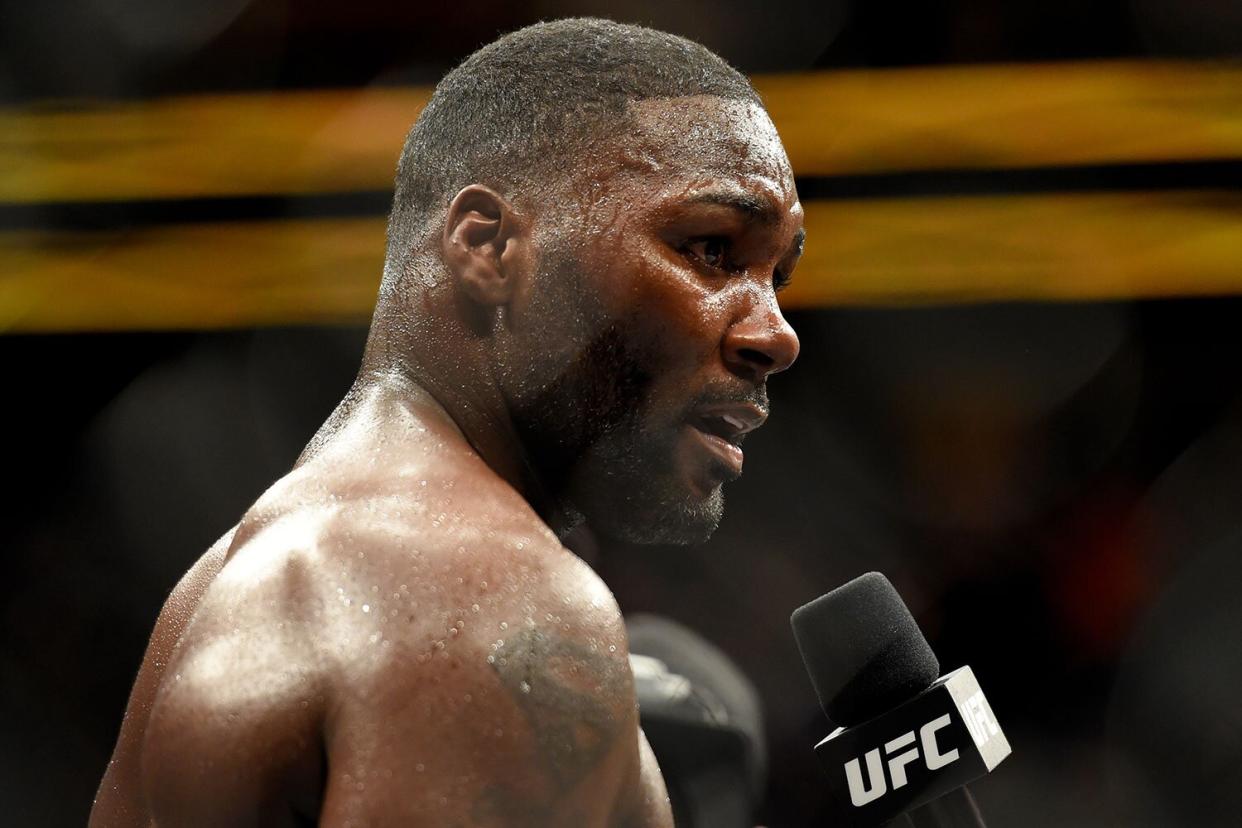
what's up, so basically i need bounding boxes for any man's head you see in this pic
[379,18,803,544]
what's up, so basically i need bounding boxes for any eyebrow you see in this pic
[684,188,807,259]
[685,189,780,223]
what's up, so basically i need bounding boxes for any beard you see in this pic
[503,245,724,545]
[510,320,725,545]
[572,429,726,546]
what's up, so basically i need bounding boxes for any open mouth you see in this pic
[688,422,745,478]
[685,404,767,481]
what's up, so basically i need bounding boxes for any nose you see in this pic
[722,295,800,383]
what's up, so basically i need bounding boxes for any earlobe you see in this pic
[442,185,524,308]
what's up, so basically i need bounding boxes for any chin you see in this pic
[584,483,725,546]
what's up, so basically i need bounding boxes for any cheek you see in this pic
[611,250,732,413]
[585,226,735,398]
[644,269,732,366]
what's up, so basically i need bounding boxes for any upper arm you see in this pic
[617,730,674,828]
[90,528,235,828]
[139,544,327,827]
[318,544,651,828]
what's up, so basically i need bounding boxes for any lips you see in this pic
[688,425,745,478]
[685,402,768,481]
[691,403,767,439]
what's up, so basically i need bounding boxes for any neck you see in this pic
[341,302,577,536]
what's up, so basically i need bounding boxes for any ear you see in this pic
[442,184,527,307]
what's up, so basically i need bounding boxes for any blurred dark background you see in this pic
[3,1,1242,826]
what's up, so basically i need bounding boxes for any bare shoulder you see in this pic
[91,527,235,828]
[143,462,669,826]
[140,502,333,825]
[316,492,656,826]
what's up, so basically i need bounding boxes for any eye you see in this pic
[773,269,793,292]
[683,236,732,272]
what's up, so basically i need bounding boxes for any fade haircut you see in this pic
[382,17,763,290]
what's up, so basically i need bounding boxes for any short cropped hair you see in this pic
[382,17,762,287]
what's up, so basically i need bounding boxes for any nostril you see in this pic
[738,347,775,369]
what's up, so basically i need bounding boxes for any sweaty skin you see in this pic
[91,96,803,827]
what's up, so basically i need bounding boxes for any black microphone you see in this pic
[791,572,1011,827]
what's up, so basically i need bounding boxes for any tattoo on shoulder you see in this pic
[490,626,630,782]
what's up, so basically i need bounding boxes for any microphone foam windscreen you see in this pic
[791,572,940,727]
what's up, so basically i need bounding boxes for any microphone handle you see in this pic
[894,787,987,828]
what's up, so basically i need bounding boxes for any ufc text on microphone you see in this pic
[791,572,1011,827]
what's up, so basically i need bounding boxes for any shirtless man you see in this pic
[91,18,803,827]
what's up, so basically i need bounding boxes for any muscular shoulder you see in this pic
[139,508,333,824]
[299,484,647,825]
[145,458,657,826]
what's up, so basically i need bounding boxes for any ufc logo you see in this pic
[959,689,999,748]
[843,715,959,807]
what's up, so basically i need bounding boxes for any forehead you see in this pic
[608,96,798,210]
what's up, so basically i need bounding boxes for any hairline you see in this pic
[384,91,768,282]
